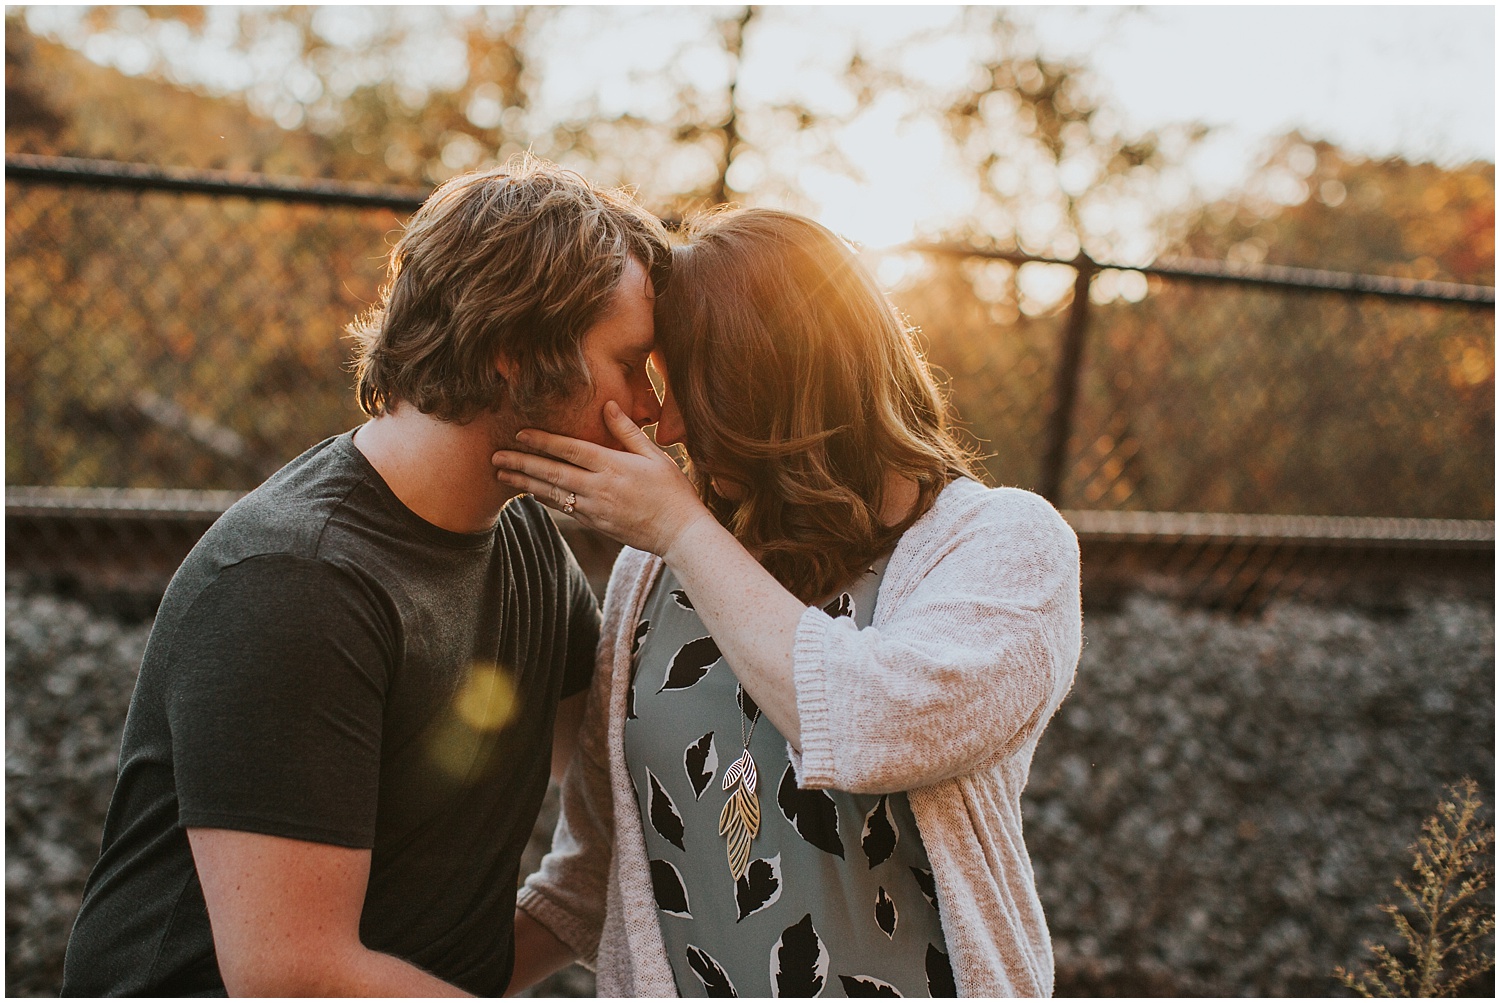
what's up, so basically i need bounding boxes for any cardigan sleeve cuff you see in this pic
[791,606,837,787]
[516,884,601,970]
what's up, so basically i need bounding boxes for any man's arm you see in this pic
[188,828,471,997]
[505,910,577,996]
[503,692,589,995]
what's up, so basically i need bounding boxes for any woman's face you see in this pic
[651,352,687,449]
[650,352,745,501]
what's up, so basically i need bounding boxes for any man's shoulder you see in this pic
[213,433,369,555]
[158,434,377,611]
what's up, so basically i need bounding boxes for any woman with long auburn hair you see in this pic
[496,208,1081,997]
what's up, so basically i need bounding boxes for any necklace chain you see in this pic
[739,689,761,750]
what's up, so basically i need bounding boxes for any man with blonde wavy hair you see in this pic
[63,156,671,997]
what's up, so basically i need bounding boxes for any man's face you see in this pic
[517,256,662,448]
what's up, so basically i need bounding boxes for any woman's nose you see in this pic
[626,365,662,429]
[655,387,686,447]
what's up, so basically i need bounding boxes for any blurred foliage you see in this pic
[6,6,538,185]
[6,16,385,488]
[529,5,885,218]
[5,16,325,174]
[1178,134,1495,286]
[901,132,1494,517]
[4,9,1494,518]
[1063,139,1493,516]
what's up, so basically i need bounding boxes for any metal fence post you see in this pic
[1040,253,1097,504]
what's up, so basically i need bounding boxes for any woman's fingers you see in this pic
[513,425,613,471]
[491,449,582,497]
[493,464,575,508]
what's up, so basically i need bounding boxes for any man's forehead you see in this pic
[624,254,655,299]
[584,258,656,354]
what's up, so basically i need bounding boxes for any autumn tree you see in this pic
[869,9,1204,496]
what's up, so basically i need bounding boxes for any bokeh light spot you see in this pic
[455,664,518,732]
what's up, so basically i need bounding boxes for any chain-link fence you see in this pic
[5,156,1495,613]
[902,248,1494,519]
[8,155,1495,511]
[5,158,430,492]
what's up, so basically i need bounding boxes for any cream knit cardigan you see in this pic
[518,477,1082,997]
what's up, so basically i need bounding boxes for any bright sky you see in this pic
[528,4,1497,250]
[1029,5,1495,189]
[21,3,1497,254]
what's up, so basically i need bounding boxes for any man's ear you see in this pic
[494,353,518,383]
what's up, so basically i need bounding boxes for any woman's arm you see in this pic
[658,515,808,746]
[493,404,1081,786]
[495,403,811,747]
[787,490,1082,791]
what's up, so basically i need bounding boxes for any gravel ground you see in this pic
[1029,592,1494,996]
[6,579,1493,997]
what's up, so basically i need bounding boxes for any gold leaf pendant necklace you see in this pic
[718,696,762,881]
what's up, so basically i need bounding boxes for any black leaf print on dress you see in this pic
[874,886,897,938]
[650,858,691,918]
[647,769,686,850]
[839,975,902,997]
[822,592,853,618]
[736,683,759,722]
[659,636,721,692]
[771,914,828,998]
[671,588,696,611]
[684,731,718,800]
[686,944,738,997]
[734,853,782,922]
[627,619,650,720]
[861,795,898,868]
[925,944,956,997]
[910,866,938,910]
[777,763,844,859]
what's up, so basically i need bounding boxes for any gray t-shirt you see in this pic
[63,431,600,997]
[624,557,953,998]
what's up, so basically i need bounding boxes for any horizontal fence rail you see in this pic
[11,156,1491,307]
[914,243,1496,308]
[5,153,430,211]
[1065,509,1495,548]
[7,488,1492,616]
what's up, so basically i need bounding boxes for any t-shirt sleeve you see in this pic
[166,553,395,848]
[559,547,602,701]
